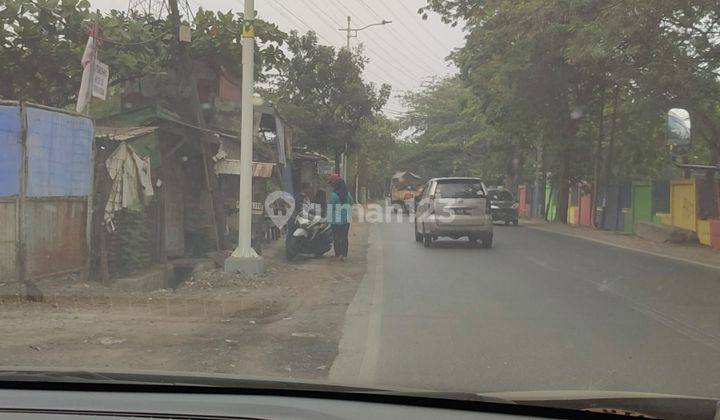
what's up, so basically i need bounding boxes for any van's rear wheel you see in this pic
[423,234,433,248]
[481,235,493,249]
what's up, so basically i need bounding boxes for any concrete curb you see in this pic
[526,224,720,271]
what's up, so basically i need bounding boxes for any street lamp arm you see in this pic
[355,20,392,31]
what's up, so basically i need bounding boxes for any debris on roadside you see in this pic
[180,269,253,290]
[291,332,318,338]
[98,337,126,346]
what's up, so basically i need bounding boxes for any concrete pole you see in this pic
[225,0,263,273]
[340,15,351,181]
[346,16,351,49]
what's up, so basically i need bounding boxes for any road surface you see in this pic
[331,220,720,398]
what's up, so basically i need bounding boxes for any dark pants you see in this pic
[332,223,350,257]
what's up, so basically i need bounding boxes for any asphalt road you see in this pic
[332,220,720,399]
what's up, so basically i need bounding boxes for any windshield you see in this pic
[436,181,484,199]
[3,0,720,414]
[488,190,513,201]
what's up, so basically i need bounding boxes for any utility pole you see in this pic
[345,16,351,49]
[168,0,224,252]
[224,0,263,273]
[337,15,391,182]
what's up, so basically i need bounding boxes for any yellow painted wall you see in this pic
[670,179,697,231]
[656,213,672,225]
[697,220,711,246]
[567,206,578,225]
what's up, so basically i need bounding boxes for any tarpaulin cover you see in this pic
[26,107,93,197]
[104,142,154,230]
[0,106,21,196]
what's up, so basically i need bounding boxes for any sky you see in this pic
[90,0,466,116]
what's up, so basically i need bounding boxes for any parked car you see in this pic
[414,177,493,248]
[487,188,519,225]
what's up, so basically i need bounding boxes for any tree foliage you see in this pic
[0,0,287,107]
[413,0,720,221]
[271,31,391,167]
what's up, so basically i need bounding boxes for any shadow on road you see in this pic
[426,239,485,249]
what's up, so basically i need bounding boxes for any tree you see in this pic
[271,31,390,170]
[419,0,720,222]
[0,0,287,107]
[350,116,402,198]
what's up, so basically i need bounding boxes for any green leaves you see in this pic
[0,2,288,107]
[414,0,720,190]
[272,31,388,160]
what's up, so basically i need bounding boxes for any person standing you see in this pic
[327,174,352,261]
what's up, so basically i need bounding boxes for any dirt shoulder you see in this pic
[0,223,370,381]
[524,219,720,269]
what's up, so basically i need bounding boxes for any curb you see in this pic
[526,224,720,271]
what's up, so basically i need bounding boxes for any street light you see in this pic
[339,16,392,52]
[337,16,392,179]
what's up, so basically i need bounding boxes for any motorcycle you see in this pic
[286,212,333,260]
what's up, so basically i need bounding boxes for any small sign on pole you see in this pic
[317,161,336,175]
[179,25,192,43]
[92,60,109,100]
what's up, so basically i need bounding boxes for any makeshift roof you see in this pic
[215,160,275,178]
[392,171,422,180]
[294,151,330,162]
[95,126,158,141]
[96,104,236,141]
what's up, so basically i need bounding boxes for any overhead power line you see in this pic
[265,0,335,44]
[385,1,453,54]
[295,0,426,85]
[327,0,431,79]
[355,0,448,70]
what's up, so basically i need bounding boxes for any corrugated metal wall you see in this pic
[0,200,17,280]
[0,103,93,281]
[25,198,87,278]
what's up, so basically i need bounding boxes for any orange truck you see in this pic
[390,171,423,213]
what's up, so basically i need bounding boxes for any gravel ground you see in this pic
[0,223,370,381]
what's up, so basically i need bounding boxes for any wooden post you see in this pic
[168,0,223,252]
[17,103,28,284]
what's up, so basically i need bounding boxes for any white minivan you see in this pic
[414,177,494,248]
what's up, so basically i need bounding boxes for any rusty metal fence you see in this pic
[0,101,93,282]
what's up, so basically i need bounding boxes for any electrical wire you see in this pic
[296,0,426,84]
[394,1,453,52]
[355,0,447,71]
[93,27,174,47]
[332,0,438,79]
[383,1,453,54]
[328,2,430,80]
[265,0,335,45]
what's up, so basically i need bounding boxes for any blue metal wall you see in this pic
[0,106,21,197]
[25,107,93,197]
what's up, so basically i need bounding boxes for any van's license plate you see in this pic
[452,208,472,215]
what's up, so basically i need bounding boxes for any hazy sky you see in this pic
[90,0,465,115]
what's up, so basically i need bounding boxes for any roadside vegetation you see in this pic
[402,0,720,222]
